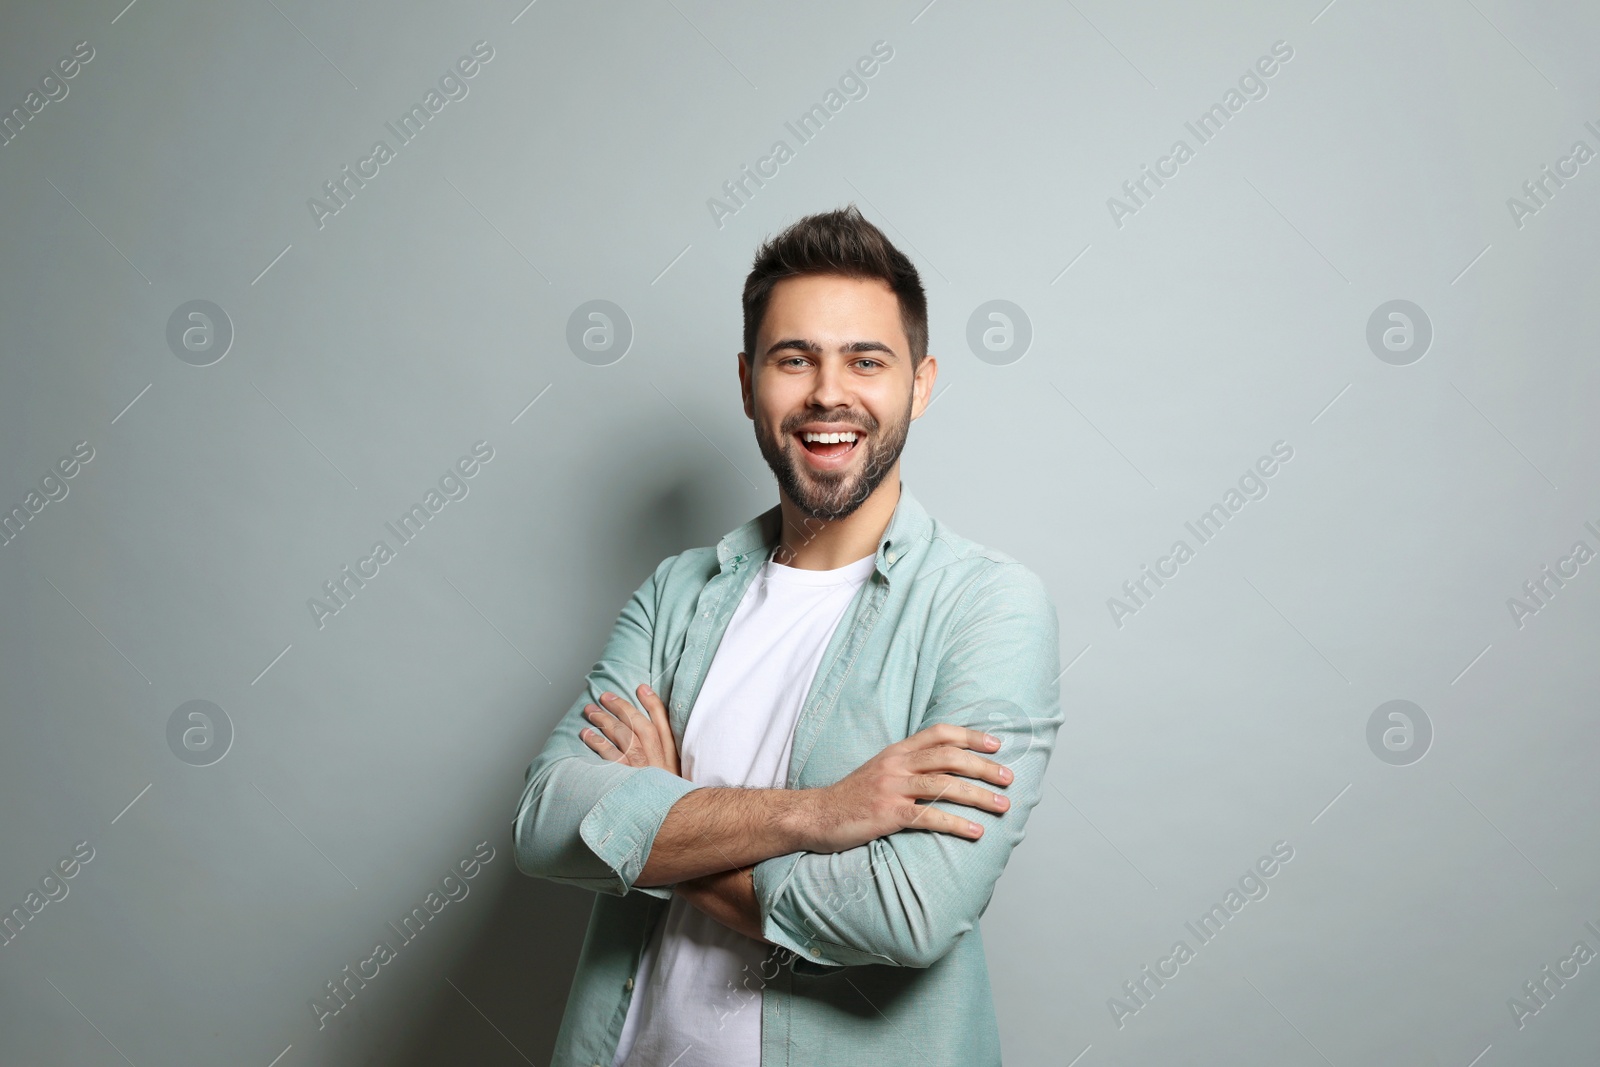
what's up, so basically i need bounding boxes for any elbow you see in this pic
[510,755,646,897]
[895,928,961,970]
[512,813,623,895]
[807,931,958,971]
[903,946,948,971]
[889,898,978,969]
[876,882,975,969]
[832,908,968,970]
[511,759,551,879]
[510,758,580,885]
[510,808,546,880]
[773,848,977,969]
[511,794,555,881]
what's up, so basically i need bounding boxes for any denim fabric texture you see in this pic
[513,484,1062,1066]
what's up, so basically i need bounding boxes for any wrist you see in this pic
[776,786,821,854]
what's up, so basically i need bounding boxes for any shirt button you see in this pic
[626,977,634,990]
[810,947,820,956]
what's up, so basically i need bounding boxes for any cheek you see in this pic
[759,412,788,442]
[758,385,801,422]
[862,395,904,434]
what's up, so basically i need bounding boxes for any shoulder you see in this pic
[919,514,1053,615]
[641,545,720,601]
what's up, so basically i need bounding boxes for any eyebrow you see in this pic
[762,338,899,362]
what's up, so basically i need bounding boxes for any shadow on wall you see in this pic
[619,468,744,573]
[390,471,738,1064]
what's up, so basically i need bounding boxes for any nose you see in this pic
[806,355,853,411]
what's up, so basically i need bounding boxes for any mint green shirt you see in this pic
[513,484,1062,1066]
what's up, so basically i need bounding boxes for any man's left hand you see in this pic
[579,684,681,777]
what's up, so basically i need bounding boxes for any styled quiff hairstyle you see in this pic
[741,204,928,372]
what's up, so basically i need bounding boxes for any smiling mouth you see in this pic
[795,432,862,460]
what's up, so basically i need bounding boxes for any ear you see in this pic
[739,352,755,419]
[909,354,938,420]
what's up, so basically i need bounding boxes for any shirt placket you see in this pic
[668,550,757,741]
[781,566,889,791]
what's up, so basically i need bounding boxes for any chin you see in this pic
[788,460,881,521]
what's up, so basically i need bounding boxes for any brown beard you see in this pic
[754,389,913,523]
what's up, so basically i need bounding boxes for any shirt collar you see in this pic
[715,482,931,582]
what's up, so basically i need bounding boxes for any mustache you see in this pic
[781,415,877,434]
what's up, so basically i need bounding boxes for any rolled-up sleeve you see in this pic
[753,563,1062,970]
[512,557,701,900]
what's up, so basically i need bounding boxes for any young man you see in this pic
[513,205,1062,1066]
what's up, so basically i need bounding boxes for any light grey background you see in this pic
[2,0,1597,1064]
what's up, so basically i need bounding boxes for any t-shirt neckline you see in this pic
[762,547,877,587]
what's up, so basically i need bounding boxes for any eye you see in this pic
[854,358,883,370]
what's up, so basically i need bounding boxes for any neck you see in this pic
[771,473,901,570]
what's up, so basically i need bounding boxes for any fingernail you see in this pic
[984,734,1000,747]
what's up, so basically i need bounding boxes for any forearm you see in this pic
[635,786,814,887]
[675,865,766,942]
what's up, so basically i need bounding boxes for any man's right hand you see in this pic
[801,724,1014,855]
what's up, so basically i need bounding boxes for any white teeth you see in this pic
[801,431,858,444]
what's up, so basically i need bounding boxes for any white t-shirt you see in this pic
[613,547,878,1067]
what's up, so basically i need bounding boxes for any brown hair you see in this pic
[741,204,928,371]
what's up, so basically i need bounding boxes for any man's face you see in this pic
[739,273,936,523]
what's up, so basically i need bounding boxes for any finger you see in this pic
[585,701,642,763]
[598,693,656,763]
[904,722,1001,755]
[903,772,1010,817]
[635,683,670,729]
[635,683,680,770]
[900,798,988,839]
[579,725,624,762]
[912,745,1014,787]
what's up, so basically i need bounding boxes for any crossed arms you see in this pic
[577,692,1014,945]
[512,558,1062,970]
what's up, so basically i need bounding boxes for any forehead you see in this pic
[759,274,906,347]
